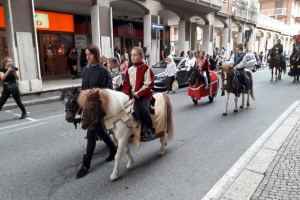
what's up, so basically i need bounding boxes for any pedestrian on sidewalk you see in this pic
[114,45,121,62]
[120,55,128,81]
[0,57,27,119]
[185,51,196,72]
[65,47,74,78]
[108,57,122,91]
[76,45,117,179]
[121,47,129,62]
[143,47,150,65]
[162,55,177,94]
[79,49,87,76]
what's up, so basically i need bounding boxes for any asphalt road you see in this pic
[1,68,300,200]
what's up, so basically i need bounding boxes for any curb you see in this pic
[2,96,61,111]
[202,100,300,200]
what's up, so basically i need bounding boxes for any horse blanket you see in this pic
[288,64,300,76]
[188,71,218,101]
[105,93,167,149]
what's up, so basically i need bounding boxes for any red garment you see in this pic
[188,70,218,101]
[296,35,300,44]
[123,62,154,100]
[195,58,209,71]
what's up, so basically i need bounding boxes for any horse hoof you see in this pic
[240,106,244,109]
[247,104,250,107]
[157,152,164,157]
[234,110,238,113]
[127,167,133,172]
[109,178,118,182]
[222,113,227,116]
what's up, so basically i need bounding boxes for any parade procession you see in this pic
[2,0,300,200]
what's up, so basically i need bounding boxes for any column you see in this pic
[3,0,42,93]
[222,27,231,58]
[178,19,191,55]
[259,33,266,54]
[190,23,197,51]
[143,13,159,66]
[202,24,214,55]
[236,24,245,44]
[248,28,256,51]
[267,33,274,49]
[91,0,113,57]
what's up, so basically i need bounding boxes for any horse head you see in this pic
[219,65,234,89]
[62,87,80,123]
[293,43,300,54]
[270,48,278,57]
[188,67,202,86]
[78,88,109,130]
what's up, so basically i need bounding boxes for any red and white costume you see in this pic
[123,62,155,100]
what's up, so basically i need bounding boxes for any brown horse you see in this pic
[78,88,174,181]
[219,65,255,116]
[268,48,286,81]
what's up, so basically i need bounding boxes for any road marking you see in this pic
[0,118,61,135]
[14,114,38,121]
[0,114,65,131]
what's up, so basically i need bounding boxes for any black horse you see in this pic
[188,67,215,105]
[61,87,81,128]
[289,43,300,82]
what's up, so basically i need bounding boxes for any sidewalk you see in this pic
[1,77,81,110]
[202,101,300,200]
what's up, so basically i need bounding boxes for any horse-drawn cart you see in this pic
[188,70,219,105]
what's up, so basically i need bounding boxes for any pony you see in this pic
[289,43,300,82]
[268,48,286,81]
[77,88,174,182]
[219,65,255,116]
[61,87,81,128]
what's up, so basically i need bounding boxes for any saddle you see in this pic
[232,70,250,97]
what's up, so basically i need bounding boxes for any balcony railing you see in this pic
[233,2,258,22]
[260,8,288,17]
[197,0,223,7]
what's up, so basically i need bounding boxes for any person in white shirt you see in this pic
[163,55,177,94]
[185,51,196,71]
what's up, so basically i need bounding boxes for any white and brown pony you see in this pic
[77,88,174,182]
[219,65,255,116]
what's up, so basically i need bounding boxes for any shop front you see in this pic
[0,6,92,77]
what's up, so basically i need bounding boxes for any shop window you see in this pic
[0,31,8,58]
[74,15,86,34]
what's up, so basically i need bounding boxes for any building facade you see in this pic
[0,0,297,93]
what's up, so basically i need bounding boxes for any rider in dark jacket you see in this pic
[272,39,286,68]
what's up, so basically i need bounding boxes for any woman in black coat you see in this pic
[76,45,117,179]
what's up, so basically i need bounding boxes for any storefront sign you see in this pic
[35,13,49,28]
[75,35,86,51]
[0,6,5,28]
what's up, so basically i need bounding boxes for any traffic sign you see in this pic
[151,23,163,30]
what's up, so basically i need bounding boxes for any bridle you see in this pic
[81,100,104,129]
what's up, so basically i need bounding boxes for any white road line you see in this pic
[14,114,38,122]
[0,118,61,135]
[0,114,65,131]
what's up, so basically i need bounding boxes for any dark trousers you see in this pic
[67,61,74,76]
[166,76,175,92]
[237,69,246,87]
[0,85,26,113]
[85,122,116,159]
[134,97,153,130]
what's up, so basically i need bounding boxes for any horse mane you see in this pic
[190,67,202,80]
[77,88,130,118]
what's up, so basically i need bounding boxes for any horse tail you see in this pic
[162,93,174,141]
[247,71,255,101]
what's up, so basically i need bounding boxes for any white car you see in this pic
[223,54,258,72]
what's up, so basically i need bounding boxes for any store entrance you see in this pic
[39,33,74,77]
[124,38,143,53]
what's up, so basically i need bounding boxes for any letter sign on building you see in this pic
[35,13,49,28]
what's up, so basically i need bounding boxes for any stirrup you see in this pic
[144,128,156,141]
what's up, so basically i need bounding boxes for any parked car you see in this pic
[152,57,189,90]
[222,54,258,72]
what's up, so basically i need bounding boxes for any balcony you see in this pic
[232,2,258,23]
[198,0,223,7]
[260,8,288,18]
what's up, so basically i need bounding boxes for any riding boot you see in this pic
[140,109,155,140]
[144,128,156,141]
[76,155,91,179]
